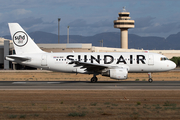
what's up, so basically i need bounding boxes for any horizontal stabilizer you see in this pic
[5,55,30,62]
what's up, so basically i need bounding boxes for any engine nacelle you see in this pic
[102,68,128,80]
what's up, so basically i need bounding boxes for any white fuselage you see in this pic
[19,52,176,73]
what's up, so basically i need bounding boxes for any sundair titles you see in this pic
[67,55,146,64]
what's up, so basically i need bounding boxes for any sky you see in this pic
[0,0,180,38]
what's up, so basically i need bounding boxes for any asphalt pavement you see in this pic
[0,81,180,90]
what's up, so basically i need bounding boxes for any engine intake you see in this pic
[102,68,128,80]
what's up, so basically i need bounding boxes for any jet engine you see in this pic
[102,68,128,80]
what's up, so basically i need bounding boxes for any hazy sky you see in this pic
[0,0,180,38]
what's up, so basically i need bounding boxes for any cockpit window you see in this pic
[160,57,169,61]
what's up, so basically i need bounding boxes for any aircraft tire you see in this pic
[91,77,97,83]
[148,78,153,83]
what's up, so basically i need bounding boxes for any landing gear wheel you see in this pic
[91,77,97,83]
[148,78,153,83]
[148,73,153,83]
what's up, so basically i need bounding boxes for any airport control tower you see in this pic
[114,7,135,49]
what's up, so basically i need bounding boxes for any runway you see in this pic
[0,81,180,90]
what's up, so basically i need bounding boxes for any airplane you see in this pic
[5,23,176,83]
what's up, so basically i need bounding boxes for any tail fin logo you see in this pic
[13,31,28,47]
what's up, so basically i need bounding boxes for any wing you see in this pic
[69,61,119,73]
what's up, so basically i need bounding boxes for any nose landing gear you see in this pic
[148,73,153,83]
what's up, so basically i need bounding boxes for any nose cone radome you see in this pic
[171,61,176,70]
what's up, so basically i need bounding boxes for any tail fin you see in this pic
[8,23,44,54]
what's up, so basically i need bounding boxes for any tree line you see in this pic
[170,57,180,67]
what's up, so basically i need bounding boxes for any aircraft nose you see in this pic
[171,61,176,70]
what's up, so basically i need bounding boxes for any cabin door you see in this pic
[41,55,47,66]
[148,54,154,65]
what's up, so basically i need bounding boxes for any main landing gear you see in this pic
[148,73,153,83]
[91,74,98,83]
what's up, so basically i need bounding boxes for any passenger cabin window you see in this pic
[161,57,168,61]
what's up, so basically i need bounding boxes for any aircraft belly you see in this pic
[48,62,73,72]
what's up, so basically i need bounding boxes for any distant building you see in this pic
[0,38,13,69]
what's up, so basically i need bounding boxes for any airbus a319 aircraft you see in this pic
[6,23,176,83]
